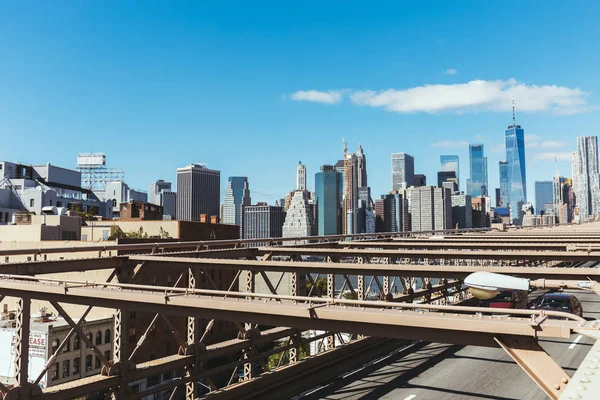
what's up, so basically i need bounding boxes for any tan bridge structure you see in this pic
[0,224,599,399]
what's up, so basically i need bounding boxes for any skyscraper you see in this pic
[451,193,473,229]
[296,162,306,191]
[243,203,285,240]
[176,164,220,221]
[409,186,451,232]
[343,152,359,234]
[437,171,457,188]
[468,144,486,198]
[315,165,343,235]
[391,153,414,191]
[534,181,553,215]
[482,156,488,196]
[499,161,509,207]
[414,174,426,187]
[505,108,527,224]
[440,155,459,189]
[149,180,172,204]
[575,136,600,219]
[222,177,251,236]
[356,145,367,188]
[282,190,314,239]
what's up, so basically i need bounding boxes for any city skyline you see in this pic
[1,2,599,205]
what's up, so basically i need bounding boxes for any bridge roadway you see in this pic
[300,289,598,400]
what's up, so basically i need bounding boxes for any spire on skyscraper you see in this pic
[512,97,516,127]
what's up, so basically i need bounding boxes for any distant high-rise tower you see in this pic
[469,144,486,198]
[149,180,171,204]
[482,156,488,196]
[356,145,368,188]
[243,203,285,240]
[282,190,314,239]
[391,153,414,191]
[176,164,220,221]
[344,153,359,234]
[499,161,509,207]
[222,177,251,236]
[315,165,343,235]
[575,136,600,219]
[571,151,579,206]
[440,155,459,189]
[414,174,427,187]
[409,186,451,232]
[505,101,527,224]
[296,162,306,191]
[150,180,176,220]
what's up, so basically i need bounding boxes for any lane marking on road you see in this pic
[403,395,417,400]
[568,335,583,350]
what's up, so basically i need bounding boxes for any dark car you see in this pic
[532,293,583,317]
[479,289,529,309]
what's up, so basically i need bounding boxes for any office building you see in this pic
[222,177,251,236]
[505,114,527,224]
[440,155,460,189]
[283,190,314,239]
[119,200,163,220]
[176,164,220,222]
[296,162,307,191]
[571,151,579,207]
[498,161,509,208]
[451,193,473,229]
[391,153,414,191]
[149,180,176,220]
[553,176,573,223]
[437,171,457,188]
[409,186,451,232]
[472,197,491,228]
[243,203,285,240]
[414,174,426,187]
[575,136,600,219]
[149,180,171,205]
[377,192,409,233]
[343,153,359,234]
[95,181,148,219]
[468,144,487,198]
[535,181,554,215]
[495,188,501,208]
[356,145,368,188]
[315,165,343,235]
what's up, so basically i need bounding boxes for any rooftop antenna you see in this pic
[512,97,516,127]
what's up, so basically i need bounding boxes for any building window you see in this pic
[112,199,117,207]
[128,327,136,344]
[95,355,101,369]
[51,362,59,380]
[49,199,53,206]
[86,355,92,372]
[73,357,80,375]
[62,337,70,353]
[30,199,34,207]
[87,333,92,347]
[96,331,102,345]
[63,360,70,378]
[73,335,80,350]
[52,339,60,354]
[105,329,111,344]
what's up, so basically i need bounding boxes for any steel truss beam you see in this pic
[128,255,600,280]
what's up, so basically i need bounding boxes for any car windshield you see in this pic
[492,291,513,302]
[539,297,570,308]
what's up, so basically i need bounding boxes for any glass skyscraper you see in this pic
[505,123,527,223]
[499,161,509,207]
[440,155,459,189]
[222,176,251,235]
[534,181,553,215]
[468,144,486,197]
[315,165,343,235]
[391,153,414,190]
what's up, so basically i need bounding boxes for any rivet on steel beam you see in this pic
[563,377,570,384]
[553,384,561,390]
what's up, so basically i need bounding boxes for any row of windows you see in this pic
[52,330,111,354]
[50,351,111,380]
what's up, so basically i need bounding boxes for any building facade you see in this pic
[409,186,451,232]
[282,190,314,239]
[222,177,251,237]
[243,203,285,240]
[176,164,220,222]
[315,165,342,235]
[451,193,473,229]
[296,162,306,191]
[534,181,554,215]
[391,153,414,191]
[505,123,527,224]
[119,200,163,220]
[468,144,487,198]
[149,180,176,220]
[413,174,426,187]
[575,136,600,219]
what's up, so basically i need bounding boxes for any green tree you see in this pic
[306,277,327,297]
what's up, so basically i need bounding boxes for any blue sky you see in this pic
[1,1,599,204]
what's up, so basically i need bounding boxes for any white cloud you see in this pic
[290,90,342,104]
[525,134,541,141]
[431,140,469,148]
[540,140,567,149]
[533,152,573,161]
[293,79,591,114]
[444,68,458,75]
